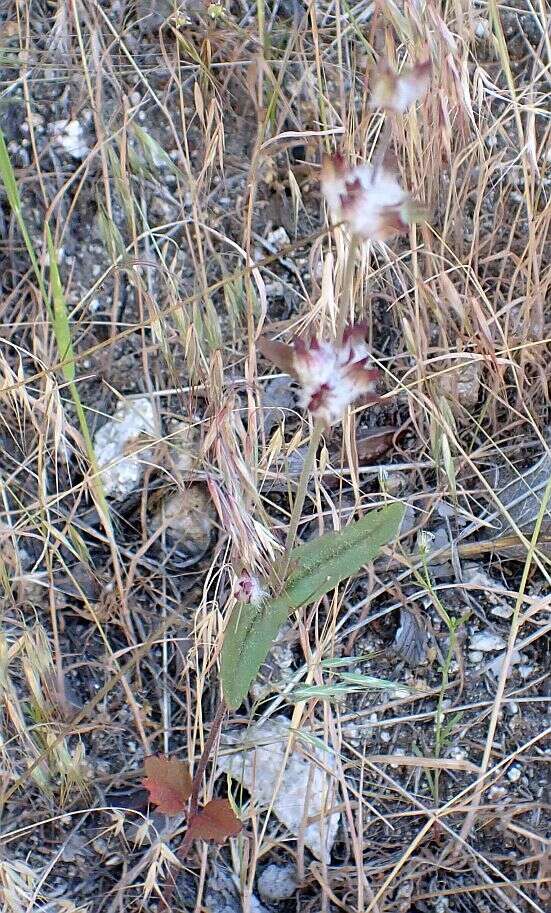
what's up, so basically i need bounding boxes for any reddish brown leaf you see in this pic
[142,756,192,815]
[186,799,242,843]
[257,337,296,377]
[355,427,399,463]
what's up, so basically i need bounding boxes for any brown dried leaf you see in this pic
[355,427,399,463]
[186,799,242,843]
[142,756,192,815]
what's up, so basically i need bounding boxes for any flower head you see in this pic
[258,325,379,426]
[320,154,423,241]
[234,572,267,606]
[369,60,431,114]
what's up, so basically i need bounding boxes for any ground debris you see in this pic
[205,865,267,913]
[258,863,298,902]
[149,484,215,558]
[469,631,507,652]
[94,396,156,499]
[394,606,428,664]
[218,716,340,862]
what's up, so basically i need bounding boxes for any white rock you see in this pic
[218,717,340,863]
[491,604,514,619]
[469,632,507,652]
[474,18,491,39]
[469,650,483,663]
[488,785,507,800]
[94,397,156,499]
[266,226,290,249]
[258,864,297,902]
[52,119,89,159]
[507,765,522,783]
[487,649,521,677]
[449,747,468,761]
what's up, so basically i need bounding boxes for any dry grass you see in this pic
[0,1,550,911]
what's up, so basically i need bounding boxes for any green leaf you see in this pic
[220,502,405,709]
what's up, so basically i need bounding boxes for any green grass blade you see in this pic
[0,130,113,535]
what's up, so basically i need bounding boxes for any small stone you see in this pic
[266,226,290,249]
[94,397,156,499]
[380,730,391,743]
[487,650,521,677]
[469,632,507,652]
[506,702,519,715]
[449,747,468,761]
[258,864,297,902]
[519,663,533,679]
[469,650,483,663]
[491,604,514,619]
[474,18,491,39]
[440,360,481,406]
[150,485,215,557]
[507,765,522,783]
[488,785,507,800]
[52,119,89,159]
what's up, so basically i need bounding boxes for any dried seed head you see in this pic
[259,325,380,426]
[321,155,424,241]
[369,60,431,114]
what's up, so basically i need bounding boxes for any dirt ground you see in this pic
[0,2,550,912]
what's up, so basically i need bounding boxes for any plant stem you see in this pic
[189,698,226,817]
[370,115,393,182]
[336,232,359,343]
[279,420,324,582]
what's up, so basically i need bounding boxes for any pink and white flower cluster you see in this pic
[259,326,379,426]
[369,60,431,114]
[321,153,420,242]
[234,572,267,606]
[320,58,430,241]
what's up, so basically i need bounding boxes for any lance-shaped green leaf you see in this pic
[221,501,405,709]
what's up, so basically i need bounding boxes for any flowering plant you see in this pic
[369,60,431,114]
[258,325,379,426]
[321,153,422,241]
